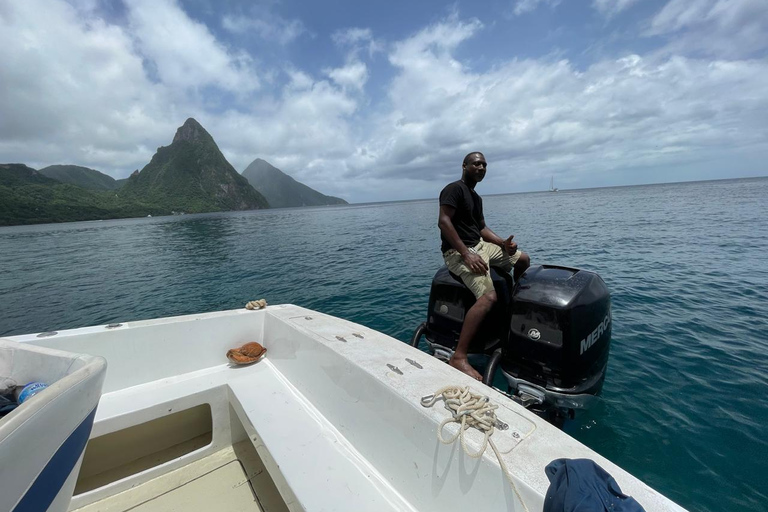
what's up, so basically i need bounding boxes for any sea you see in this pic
[1,177,767,512]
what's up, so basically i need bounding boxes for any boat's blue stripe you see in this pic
[12,407,97,512]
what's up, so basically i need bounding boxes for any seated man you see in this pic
[437,151,530,380]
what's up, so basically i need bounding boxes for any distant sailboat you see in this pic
[550,176,559,192]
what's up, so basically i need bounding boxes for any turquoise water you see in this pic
[2,177,767,512]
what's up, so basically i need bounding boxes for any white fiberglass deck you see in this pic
[9,305,687,512]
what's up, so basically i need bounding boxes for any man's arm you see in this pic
[439,204,488,274]
[480,226,518,254]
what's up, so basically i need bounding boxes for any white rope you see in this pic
[245,299,267,310]
[422,385,530,512]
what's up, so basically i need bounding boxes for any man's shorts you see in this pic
[443,241,522,299]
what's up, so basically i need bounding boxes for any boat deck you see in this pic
[73,443,282,512]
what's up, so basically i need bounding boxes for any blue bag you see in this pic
[544,458,646,512]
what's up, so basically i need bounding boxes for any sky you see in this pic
[1,0,767,203]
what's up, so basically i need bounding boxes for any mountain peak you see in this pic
[172,118,213,144]
[120,120,269,213]
[242,158,348,208]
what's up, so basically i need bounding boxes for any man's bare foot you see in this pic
[449,357,482,381]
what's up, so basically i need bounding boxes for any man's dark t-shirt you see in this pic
[439,180,485,253]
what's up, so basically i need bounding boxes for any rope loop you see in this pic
[422,385,530,512]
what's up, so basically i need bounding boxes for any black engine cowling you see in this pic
[500,265,611,407]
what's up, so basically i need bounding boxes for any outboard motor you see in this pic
[484,265,611,423]
[410,266,514,361]
[411,264,611,427]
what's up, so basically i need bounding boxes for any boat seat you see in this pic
[92,364,238,436]
[227,361,412,512]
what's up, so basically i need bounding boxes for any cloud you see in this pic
[331,27,383,58]
[0,0,173,173]
[389,15,482,66]
[348,14,768,198]
[325,62,369,91]
[592,0,641,18]
[512,0,562,16]
[218,78,357,158]
[127,0,260,92]
[647,0,768,57]
[650,0,720,33]
[325,28,377,93]
[193,64,363,190]
[0,0,270,176]
[222,8,307,45]
[332,27,373,46]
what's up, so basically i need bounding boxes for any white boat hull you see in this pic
[4,305,686,511]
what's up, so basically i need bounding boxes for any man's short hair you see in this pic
[463,152,484,166]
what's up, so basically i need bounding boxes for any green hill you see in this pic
[0,163,58,187]
[0,164,159,226]
[242,158,347,208]
[119,119,269,213]
[39,164,120,190]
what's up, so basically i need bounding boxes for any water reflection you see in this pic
[157,216,237,262]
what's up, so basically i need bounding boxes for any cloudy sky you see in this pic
[1,0,766,203]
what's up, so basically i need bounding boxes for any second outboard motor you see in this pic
[484,265,612,422]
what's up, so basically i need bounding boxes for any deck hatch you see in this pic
[74,404,212,494]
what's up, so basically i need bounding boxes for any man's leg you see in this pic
[514,252,530,281]
[443,244,496,380]
[449,290,497,381]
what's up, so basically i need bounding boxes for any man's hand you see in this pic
[463,251,488,274]
[503,235,518,254]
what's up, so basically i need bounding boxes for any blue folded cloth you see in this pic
[0,393,19,417]
[544,458,646,512]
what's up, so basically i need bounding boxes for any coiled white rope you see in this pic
[245,299,268,310]
[421,385,530,512]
